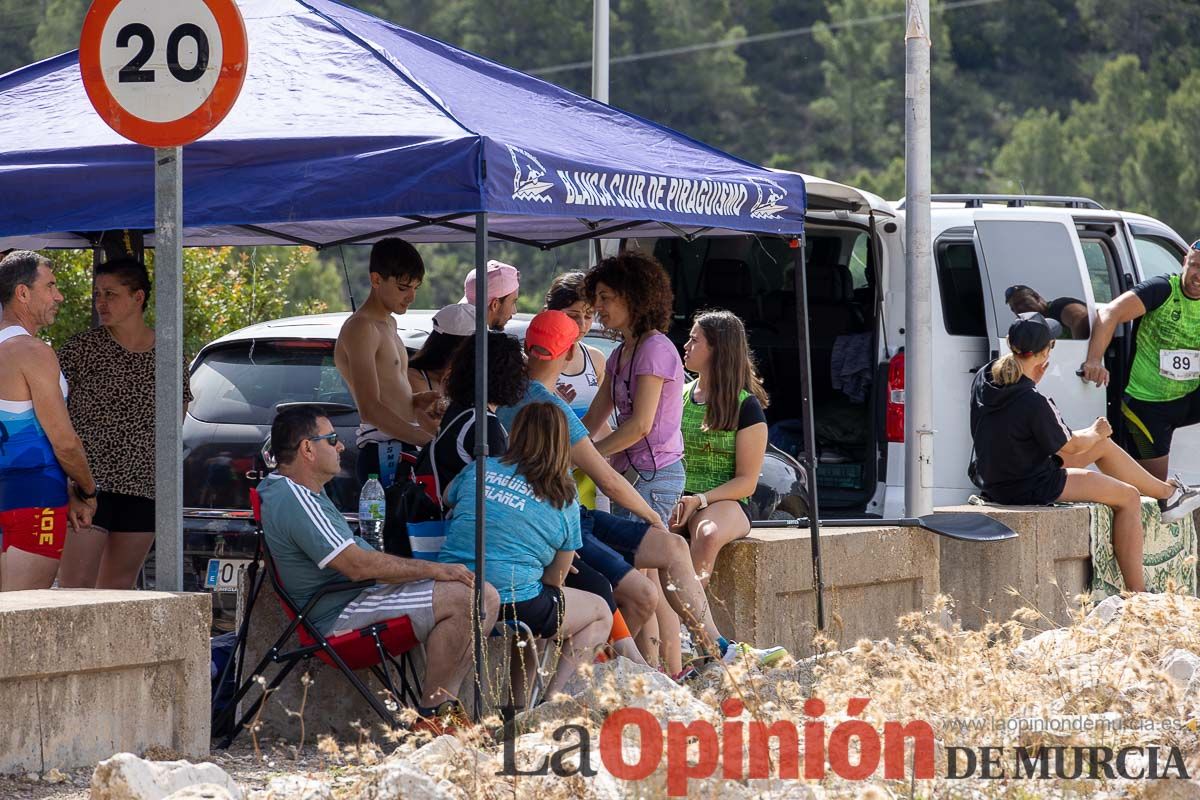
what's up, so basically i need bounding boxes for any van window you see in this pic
[935,241,987,337]
[849,234,870,290]
[1079,238,1116,304]
[189,340,356,425]
[1135,235,1185,281]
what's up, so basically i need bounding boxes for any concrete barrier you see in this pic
[707,522,941,658]
[937,504,1091,630]
[0,590,211,774]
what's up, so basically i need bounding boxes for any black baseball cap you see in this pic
[1008,312,1061,356]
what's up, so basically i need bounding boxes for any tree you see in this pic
[30,0,84,60]
[41,247,331,361]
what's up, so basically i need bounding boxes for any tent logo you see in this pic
[749,178,788,220]
[508,145,554,203]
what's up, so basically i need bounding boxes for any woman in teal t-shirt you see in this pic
[440,402,611,701]
[671,310,769,587]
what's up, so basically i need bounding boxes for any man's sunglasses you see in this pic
[307,431,339,447]
[1191,240,1200,252]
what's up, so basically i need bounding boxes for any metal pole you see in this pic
[792,241,824,630]
[472,213,489,715]
[154,147,185,591]
[591,0,609,103]
[904,0,934,518]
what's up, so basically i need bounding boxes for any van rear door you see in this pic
[973,212,1106,430]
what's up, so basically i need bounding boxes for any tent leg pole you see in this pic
[792,239,824,630]
[472,212,489,718]
[154,146,185,592]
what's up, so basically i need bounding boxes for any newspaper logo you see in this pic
[508,145,554,203]
[749,178,788,220]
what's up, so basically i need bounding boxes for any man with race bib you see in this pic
[1082,241,1200,480]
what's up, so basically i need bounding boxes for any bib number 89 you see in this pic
[1174,355,1193,371]
[117,22,209,84]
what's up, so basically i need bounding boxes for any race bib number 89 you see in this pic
[1159,349,1200,381]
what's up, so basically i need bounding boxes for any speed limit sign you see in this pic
[79,0,248,147]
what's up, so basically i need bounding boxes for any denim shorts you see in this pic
[614,457,685,523]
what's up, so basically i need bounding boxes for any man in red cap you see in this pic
[461,260,520,331]
[498,311,787,675]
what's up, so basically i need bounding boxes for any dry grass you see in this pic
[240,590,1200,798]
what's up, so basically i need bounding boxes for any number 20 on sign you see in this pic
[79,0,247,147]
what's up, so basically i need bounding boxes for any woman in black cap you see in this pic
[970,312,1200,592]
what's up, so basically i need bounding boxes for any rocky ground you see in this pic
[6,592,1200,799]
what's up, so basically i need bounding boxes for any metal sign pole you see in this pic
[591,0,609,104]
[904,0,934,518]
[154,146,185,592]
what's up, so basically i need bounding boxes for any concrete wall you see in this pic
[937,504,1092,630]
[708,522,941,658]
[0,590,211,774]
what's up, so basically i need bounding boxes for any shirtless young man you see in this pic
[0,251,98,590]
[335,238,437,485]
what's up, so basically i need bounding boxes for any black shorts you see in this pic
[91,491,155,533]
[1122,392,1200,460]
[507,584,564,638]
[563,556,616,613]
[982,466,1068,507]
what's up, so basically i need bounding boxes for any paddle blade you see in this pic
[917,512,1017,542]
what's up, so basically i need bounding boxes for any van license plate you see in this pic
[205,559,251,593]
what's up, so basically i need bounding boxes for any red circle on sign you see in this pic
[79,0,248,147]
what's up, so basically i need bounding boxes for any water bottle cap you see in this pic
[368,473,379,480]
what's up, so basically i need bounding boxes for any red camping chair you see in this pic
[217,489,423,747]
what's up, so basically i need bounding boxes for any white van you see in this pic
[623,185,1193,519]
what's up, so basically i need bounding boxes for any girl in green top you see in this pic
[670,310,769,586]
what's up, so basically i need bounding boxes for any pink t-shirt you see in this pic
[606,332,685,472]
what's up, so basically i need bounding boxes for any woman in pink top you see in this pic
[583,252,688,674]
[582,253,686,521]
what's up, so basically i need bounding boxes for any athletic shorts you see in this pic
[506,583,565,638]
[0,505,68,559]
[1122,392,1200,460]
[578,508,649,586]
[982,467,1068,507]
[329,579,436,639]
[92,491,155,534]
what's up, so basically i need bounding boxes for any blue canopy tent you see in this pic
[0,0,807,248]
[0,0,823,719]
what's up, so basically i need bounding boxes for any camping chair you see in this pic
[216,489,423,748]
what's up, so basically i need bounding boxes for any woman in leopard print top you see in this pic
[56,257,192,589]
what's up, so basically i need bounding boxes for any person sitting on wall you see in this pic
[1005,284,1090,340]
[970,313,1200,593]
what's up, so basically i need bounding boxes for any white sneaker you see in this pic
[1160,476,1200,523]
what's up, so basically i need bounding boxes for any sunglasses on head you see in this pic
[307,431,339,447]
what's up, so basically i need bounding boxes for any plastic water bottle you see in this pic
[358,474,385,550]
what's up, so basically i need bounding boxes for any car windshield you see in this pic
[189,340,355,425]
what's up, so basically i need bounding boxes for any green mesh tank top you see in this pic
[1127,274,1200,402]
[681,379,750,498]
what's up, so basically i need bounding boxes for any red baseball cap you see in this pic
[526,310,577,361]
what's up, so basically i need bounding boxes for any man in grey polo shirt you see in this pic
[259,406,499,727]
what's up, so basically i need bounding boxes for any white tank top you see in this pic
[0,325,68,412]
[557,343,601,419]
